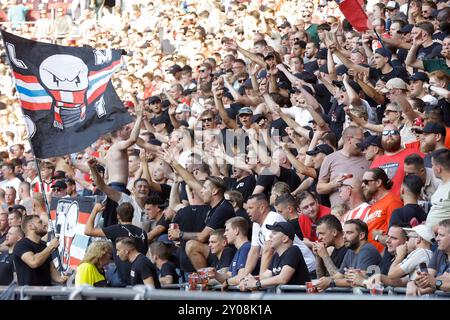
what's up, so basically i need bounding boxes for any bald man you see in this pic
[339,177,371,223]
[370,124,420,195]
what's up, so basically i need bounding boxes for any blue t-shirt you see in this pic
[229,242,251,277]
[339,242,382,273]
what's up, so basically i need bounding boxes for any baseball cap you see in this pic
[9,204,26,213]
[386,1,399,9]
[167,64,182,74]
[306,144,334,156]
[264,52,276,60]
[176,103,190,113]
[252,114,267,123]
[336,64,348,76]
[385,78,407,90]
[151,115,169,126]
[238,107,253,115]
[399,24,413,34]
[279,21,291,29]
[295,71,317,84]
[52,180,67,189]
[357,134,382,150]
[52,170,66,180]
[266,222,295,241]
[148,96,162,104]
[316,48,328,60]
[403,225,435,243]
[421,122,446,136]
[409,72,429,83]
[374,48,392,59]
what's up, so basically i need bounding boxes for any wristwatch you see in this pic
[329,279,336,288]
[256,280,262,290]
[435,280,443,291]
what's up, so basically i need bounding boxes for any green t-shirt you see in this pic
[423,59,450,76]
[306,24,319,44]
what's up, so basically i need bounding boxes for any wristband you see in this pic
[256,280,262,290]
[179,231,184,240]
[329,279,336,288]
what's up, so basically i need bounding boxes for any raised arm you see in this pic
[405,37,425,70]
[87,157,122,202]
[213,77,238,129]
[116,102,143,150]
[84,203,106,237]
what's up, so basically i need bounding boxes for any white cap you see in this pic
[403,225,435,243]
[386,1,399,9]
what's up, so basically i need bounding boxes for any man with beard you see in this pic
[314,219,381,291]
[317,126,370,208]
[370,124,420,195]
[13,215,68,288]
[418,122,447,168]
[339,177,372,223]
[362,168,404,253]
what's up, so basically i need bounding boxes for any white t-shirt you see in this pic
[251,211,316,272]
[0,177,22,200]
[118,193,145,229]
[399,248,433,281]
[426,180,450,228]
[281,106,313,127]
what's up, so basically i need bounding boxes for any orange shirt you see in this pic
[445,127,450,149]
[366,192,403,253]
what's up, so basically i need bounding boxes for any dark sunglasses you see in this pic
[201,117,213,122]
[382,129,400,136]
[361,179,376,185]
[238,79,246,83]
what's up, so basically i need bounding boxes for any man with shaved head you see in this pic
[339,177,371,223]
[370,124,421,195]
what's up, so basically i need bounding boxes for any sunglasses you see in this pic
[361,179,376,185]
[76,156,83,160]
[201,117,213,122]
[382,129,400,136]
[52,188,62,192]
[238,79,246,83]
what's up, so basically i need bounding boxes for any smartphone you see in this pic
[419,262,428,273]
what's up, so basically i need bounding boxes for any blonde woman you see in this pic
[75,240,112,287]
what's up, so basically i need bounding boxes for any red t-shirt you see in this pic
[299,205,331,242]
[370,148,422,195]
[366,192,403,252]
[445,127,450,149]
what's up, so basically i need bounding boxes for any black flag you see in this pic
[0,30,133,158]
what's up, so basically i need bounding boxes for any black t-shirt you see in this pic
[417,42,442,60]
[0,252,14,285]
[13,238,52,286]
[159,261,179,284]
[308,169,331,207]
[312,83,333,114]
[270,118,289,138]
[289,218,304,240]
[323,101,346,141]
[206,199,236,230]
[130,254,161,288]
[279,166,301,191]
[369,66,409,82]
[226,175,257,202]
[255,168,277,197]
[438,99,450,127]
[173,205,209,273]
[304,60,319,74]
[330,246,348,271]
[270,245,310,285]
[149,183,172,202]
[0,231,7,245]
[156,214,170,230]
[102,224,148,285]
[379,250,395,276]
[208,246,237,270]
[389,204,427,228]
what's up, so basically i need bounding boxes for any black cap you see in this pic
[374,48,392,59]
[149,138,162,146]
[151,115,169,126]
[295,71,317,84]
[316,48,328,60]
[333,79,362,93]
[279,21,291,29]
[422,122,446,136]
[52,170,66,180]
[148,96,162,104]
[167,64,182,74]
[253,113,267,123]
[306,144,334,156]
[266,222,295,240]
[264,52,276,60]
[409,72,429,82]
[357,134,382,150]
[52,180,67,189]
[9,204,26,212]
[336,64,348,76]
[399,24,413,34]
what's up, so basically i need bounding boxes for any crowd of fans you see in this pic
[0,0,450,298]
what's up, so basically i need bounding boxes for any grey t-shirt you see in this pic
[339,242,382,273]
[318,150,370,207]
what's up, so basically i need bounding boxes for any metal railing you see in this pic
[0,284,448,300]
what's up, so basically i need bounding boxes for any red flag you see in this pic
[337,0,372,32]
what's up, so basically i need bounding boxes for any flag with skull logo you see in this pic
[0,30,133,158]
